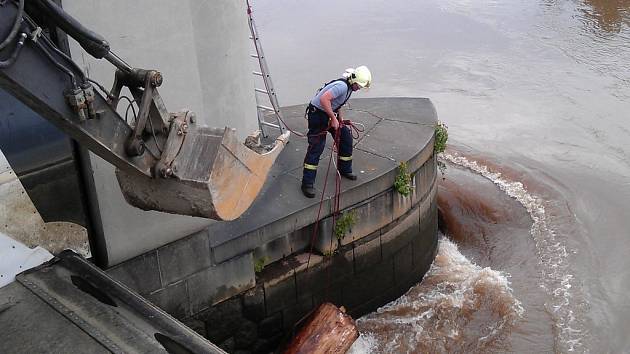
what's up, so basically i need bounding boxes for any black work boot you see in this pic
[301,184,315,198]
[340,172,357,181]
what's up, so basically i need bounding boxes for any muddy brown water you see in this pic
[256,0,630,352]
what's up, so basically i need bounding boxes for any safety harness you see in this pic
[299,78,366,294]
[305,78,353,118]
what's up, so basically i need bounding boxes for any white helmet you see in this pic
[348,65,372,88]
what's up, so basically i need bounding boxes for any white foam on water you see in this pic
[347,333,377,354]
[443,152,587,352]
[353,237,524,353]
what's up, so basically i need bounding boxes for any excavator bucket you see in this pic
[0,1,292,221]
[115,127,290,221]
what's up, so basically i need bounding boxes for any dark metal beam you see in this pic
[0,5,154,177]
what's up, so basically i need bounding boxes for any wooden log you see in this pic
[284,302,359,354]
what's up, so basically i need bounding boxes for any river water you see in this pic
[255,0,630,352]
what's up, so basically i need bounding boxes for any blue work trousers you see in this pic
[302,108,353,186]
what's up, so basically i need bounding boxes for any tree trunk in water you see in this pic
[284,302,359,354]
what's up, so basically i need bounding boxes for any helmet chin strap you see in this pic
[347,73,357,85]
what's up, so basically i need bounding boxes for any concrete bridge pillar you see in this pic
[62,0,258,266]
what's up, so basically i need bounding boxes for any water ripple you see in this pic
[443,152,588,352]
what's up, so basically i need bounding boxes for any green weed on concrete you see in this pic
[254,256,268,273]
[435,121,448,154]
[394,161,413,196]
[334,211,357,240]
[435,121,449,176]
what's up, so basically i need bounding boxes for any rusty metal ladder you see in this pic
[247,0,285,138]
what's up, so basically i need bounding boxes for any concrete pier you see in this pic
[106,97,439,352]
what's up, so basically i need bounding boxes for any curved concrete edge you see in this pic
[103,97,440,351]
[208,97,438,264]
[187,175,439,352]
[309,154,438,255]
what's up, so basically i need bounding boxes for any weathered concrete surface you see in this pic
[193,183,438,352]
[208,97,436,262]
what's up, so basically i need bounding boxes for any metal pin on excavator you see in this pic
[0,0,289,220]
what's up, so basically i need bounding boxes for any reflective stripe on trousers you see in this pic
[302,109,353,185]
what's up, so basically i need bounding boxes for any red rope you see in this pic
[343,119,365,139]
[304,123,348,300]
[247,0,361,304]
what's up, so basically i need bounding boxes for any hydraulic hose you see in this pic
[31,0,110,59]
[0,0,25,51]
[0,32,26,68]
[32,36,77,88]
[22,13,88,83]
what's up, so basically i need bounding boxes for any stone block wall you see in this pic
[186,180,438,352]
[106,151,438,353]
[106,231,256,320]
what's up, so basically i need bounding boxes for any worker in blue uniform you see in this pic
[301,66,372,198]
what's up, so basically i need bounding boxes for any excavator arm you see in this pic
[0,0,289,220]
